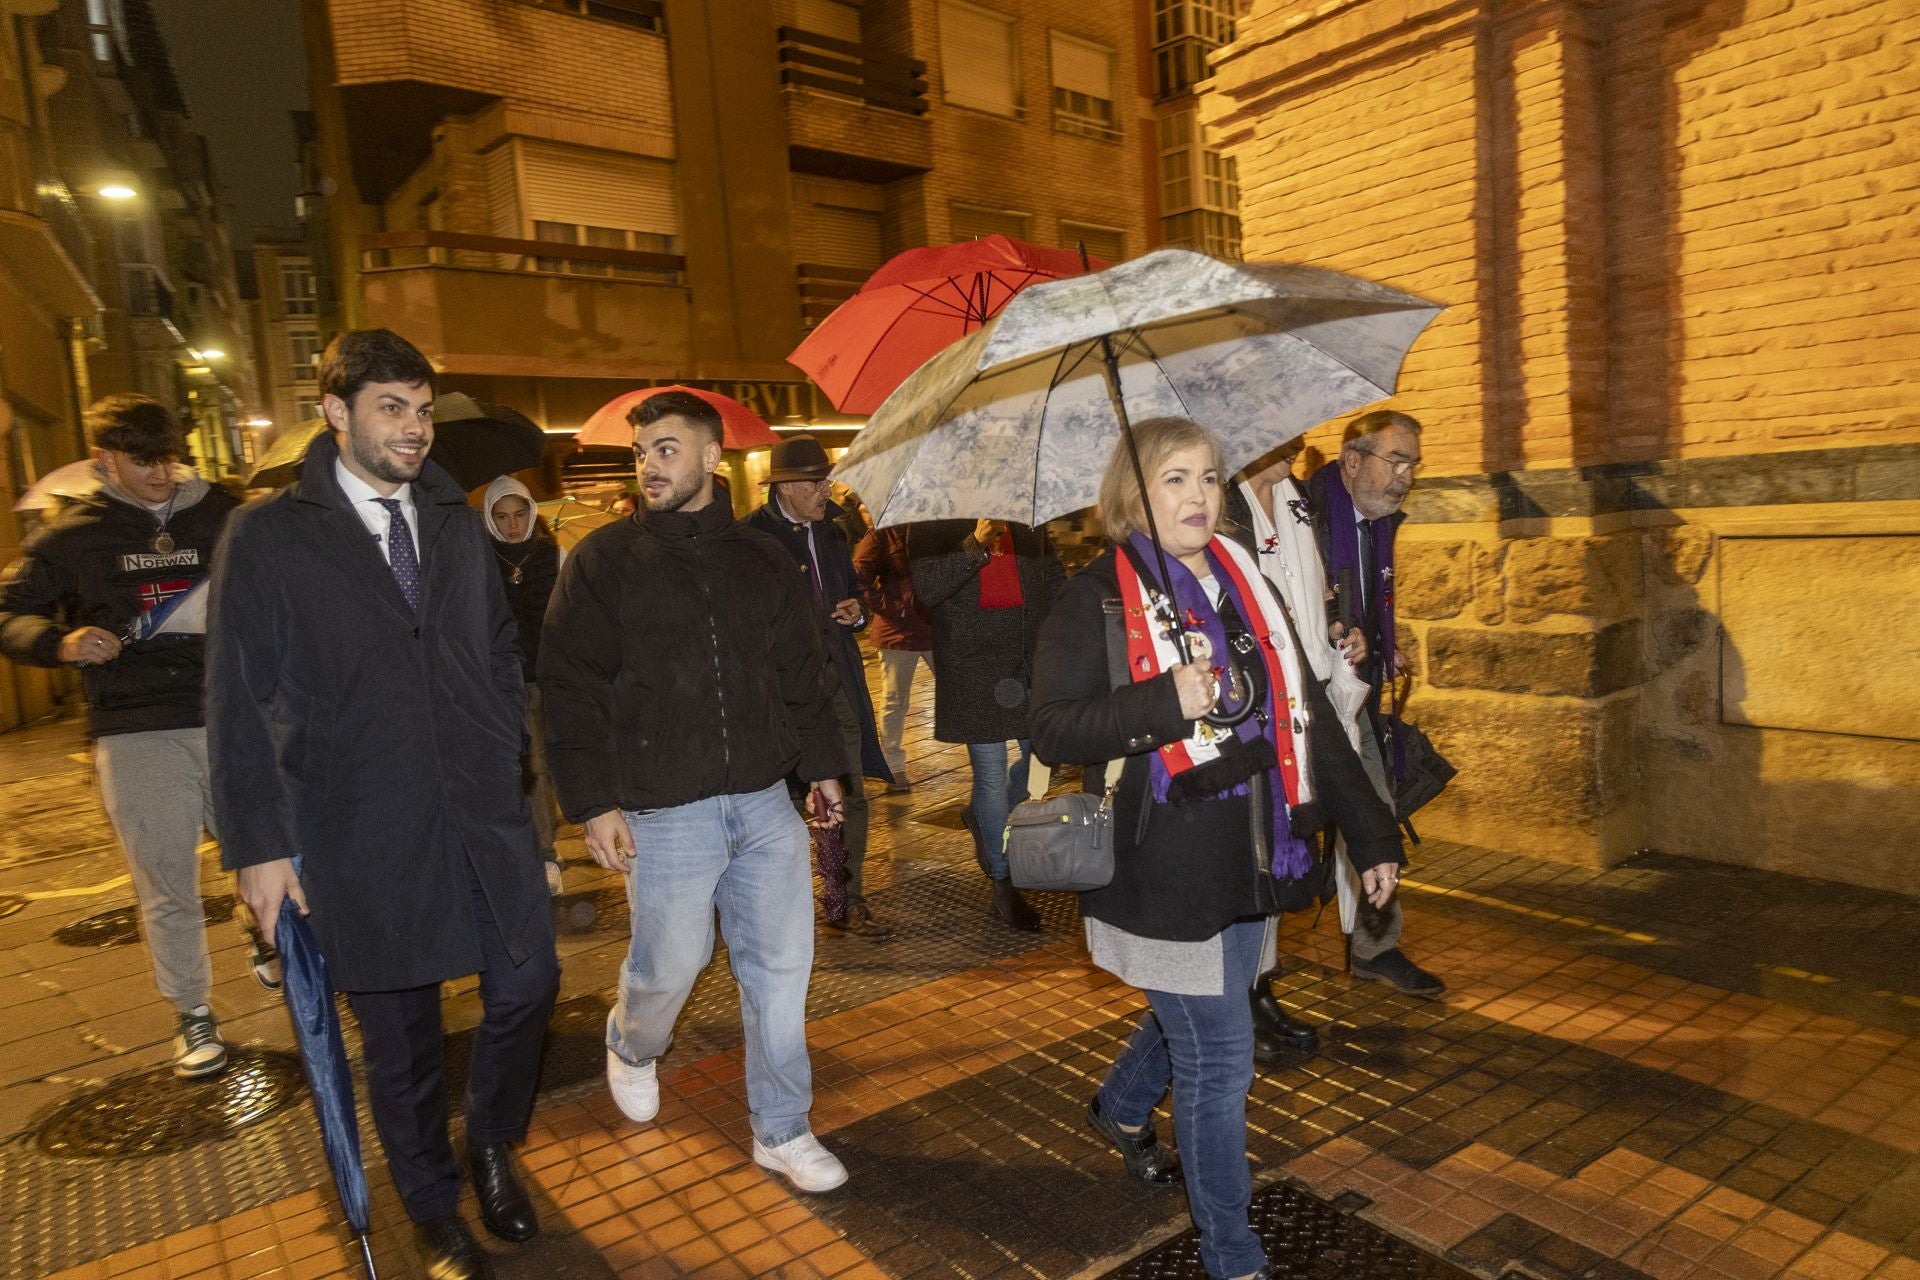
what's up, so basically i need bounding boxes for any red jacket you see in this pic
[853,526,931,651]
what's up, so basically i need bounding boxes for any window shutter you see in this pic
[1060,222,1124,265]
[793,177,886,270]
[950,201,1030,242]
[1049,32,1111,99]
[938,2,1017,116]
[516,141,680,237]
[794,0,862,41]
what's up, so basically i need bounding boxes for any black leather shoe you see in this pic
[414,1215,494,1279]
[990,877,1043,932]
[1251,984,1319,1050]
[1350,946,1447,996]
[467,1143,539,1242]
[1086,1096,1182,1186]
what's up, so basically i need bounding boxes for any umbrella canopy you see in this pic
[574,385,782,450]
[276,906,379,1278]
[832,249,1443,529]
[537,498,622,551]
[13,458,105,511]
[789,234,1105,415]
[248,397,547,493]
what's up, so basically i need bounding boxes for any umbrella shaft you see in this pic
[1097,334,1192,665]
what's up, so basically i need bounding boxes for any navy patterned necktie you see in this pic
[373,497,420,613]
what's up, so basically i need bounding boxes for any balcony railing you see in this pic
[796,262,867,328]
[359,229,687,286]
[122,264,177,320]
[776,27,928,115]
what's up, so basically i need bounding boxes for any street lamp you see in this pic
[96,183,138,200]
[189,347,226,361]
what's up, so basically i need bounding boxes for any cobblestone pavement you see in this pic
[2,661,1916,1280]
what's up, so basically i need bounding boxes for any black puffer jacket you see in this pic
[0,481,238,737]
[537,498,846,821]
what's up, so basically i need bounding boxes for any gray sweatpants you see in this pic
[94,725,217,1014]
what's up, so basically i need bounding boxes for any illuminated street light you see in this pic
[97,183,138,200]
[190,347,227,361]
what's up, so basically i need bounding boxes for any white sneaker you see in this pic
[544,859,564,897]
[606,1050,658,1123]
[753,1132,848,1194]
[173,1005,229,1079]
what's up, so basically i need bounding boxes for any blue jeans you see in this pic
[965,739,1031,880]
[1098,919,1267,1279]
[610,782,815,1147]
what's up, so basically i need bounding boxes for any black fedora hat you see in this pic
[766,434,832,484]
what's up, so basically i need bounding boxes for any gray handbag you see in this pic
[1005,599,1128,893]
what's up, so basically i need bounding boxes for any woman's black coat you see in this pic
[206,434,549,992]
[907,520,1064,744]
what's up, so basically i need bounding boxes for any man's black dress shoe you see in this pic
[414,1214,494,1280]
[1085,1096,1182,1186]
[468,1143,539,1242]
[1250,984,1319,1055]
[1349,946,1446,996]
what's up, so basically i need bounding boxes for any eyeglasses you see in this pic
[1351,447,1421,477]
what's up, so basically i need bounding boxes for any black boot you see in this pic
[1085,1095,1182,1186]
[414,1215,494,1279]
[1250,973,1318,1058]
[991,877,1042,932]
[467,1143,539,1242]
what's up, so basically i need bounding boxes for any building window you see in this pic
[280,262,316,316]
[795,0,862,41]
[1059,221,1125,266]
[1157,107,1240,260]
[297,400,323,422]
[532,221,679,281]
[1161,209,1241,260]
[1049,33,1117,141]
[518,0,664,33]
[86,0,125,63]
[950,201,1031,243]
[288,332,323,381]
[1151,0,1237,99]
[938,1,1019,118]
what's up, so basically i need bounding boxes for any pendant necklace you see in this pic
[151,491,178,553]
[493,546,532,585]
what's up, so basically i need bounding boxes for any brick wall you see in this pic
[1205,0,1920,473]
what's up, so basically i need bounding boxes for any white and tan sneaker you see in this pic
[753,1132,848,1193]
[606,1050,659,1123]
[172,1006,228,1079]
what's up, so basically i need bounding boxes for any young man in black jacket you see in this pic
[539,391,853,1196]
[0,395,262,1079]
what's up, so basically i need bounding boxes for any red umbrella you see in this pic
[790,235,1107,415]
[575,385,782,449]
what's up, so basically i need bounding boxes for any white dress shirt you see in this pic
[334,457,418,566]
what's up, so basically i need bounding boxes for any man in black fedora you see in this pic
[745,434,895,938]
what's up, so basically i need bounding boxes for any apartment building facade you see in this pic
[248,229,323,450]
[300,0,1153,482]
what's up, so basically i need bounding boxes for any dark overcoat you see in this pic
[907,520,1063,744]
[206,433,550,993]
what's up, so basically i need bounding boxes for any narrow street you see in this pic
[3,665,1916,1280]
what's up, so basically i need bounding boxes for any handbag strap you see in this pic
[1026,598,1130,802]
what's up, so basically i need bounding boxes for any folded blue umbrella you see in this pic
[277,903,379,1278]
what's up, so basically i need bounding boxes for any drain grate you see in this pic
[54,894,237,949]
[37,1049,306,1160]
[1104,1179,1477,1280]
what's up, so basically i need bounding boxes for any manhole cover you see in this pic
[37,1048,306,1159]
[54,893,237,948]
[1105,1179,1475,1279]
[0,894,25,920]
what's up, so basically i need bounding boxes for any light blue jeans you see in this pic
[608,781,815,1147]
[966,738,1031,880]
[1099,918,1267,1279]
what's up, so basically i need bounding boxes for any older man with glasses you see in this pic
[1304,409,1446,998]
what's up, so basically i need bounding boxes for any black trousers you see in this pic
[346,869,560,1222]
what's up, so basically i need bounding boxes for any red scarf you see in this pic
[977,524,1025,609]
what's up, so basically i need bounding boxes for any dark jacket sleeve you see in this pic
[205,510,296,869]
[1029,570,1188,767]
[852,528,903,621]
[907,521,989,609]
[764,546,848,782]
[536,538,625,823]
[477,522,528,733]
[0,532,72,668]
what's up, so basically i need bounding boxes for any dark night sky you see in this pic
[151,0,309,236]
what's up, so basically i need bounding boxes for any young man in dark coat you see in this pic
[208,330,559,1280]
[538,392,853,1197]
[908,519,1064,932]
[0,395,264,1080]
[1305,409,1445,998]
[744,434,894,939]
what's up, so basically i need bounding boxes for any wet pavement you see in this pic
[2,662,1917,1280]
